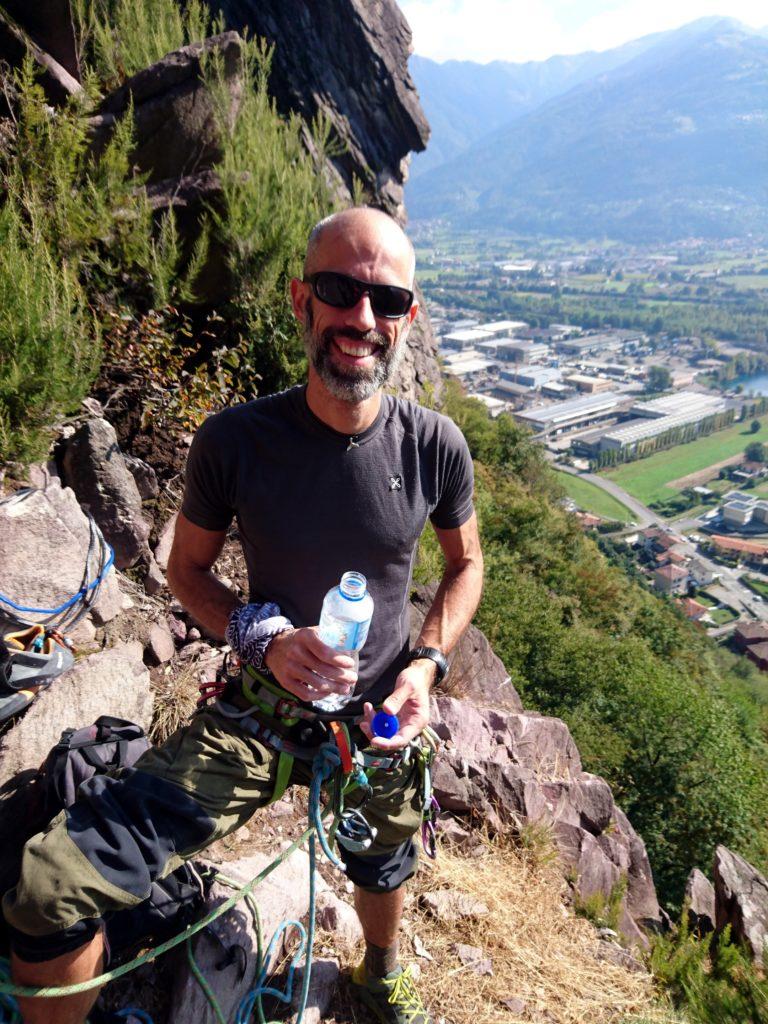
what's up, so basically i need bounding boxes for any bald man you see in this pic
[5,207,483,1024]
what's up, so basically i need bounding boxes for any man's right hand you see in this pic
[265,627,357,703]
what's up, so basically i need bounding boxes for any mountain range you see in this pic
[406,18,768,242]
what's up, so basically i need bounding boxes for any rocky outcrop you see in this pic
[90,32,244,184]
[215,0,429,222]
[60,418,151,569]
[686,867,716,936]
[411,585,522,712]
[0,477,123,637]
[713,845,768,962]
[429,694,662,946]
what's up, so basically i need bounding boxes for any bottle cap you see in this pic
[371,711,399,739]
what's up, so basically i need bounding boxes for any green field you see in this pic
[708,606,739,625]
[555,471,632,522]
[600,419,768,506]
[743,576,768,600]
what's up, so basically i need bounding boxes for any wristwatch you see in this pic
[407,646,449,684]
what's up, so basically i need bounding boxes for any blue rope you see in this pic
[0,546,115,615]
[115,1010,154,1023]
[309,744,345,868]
[234,836,318,1024]
[0,960,20,1024]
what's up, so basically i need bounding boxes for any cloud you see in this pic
[400,0,766,63]
[400,0,569,62]
[570,0,767,53]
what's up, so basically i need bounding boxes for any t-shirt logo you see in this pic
[389,474,402,492]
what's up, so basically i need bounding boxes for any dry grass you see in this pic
[326,831,678,1024]
[149,659,204,743]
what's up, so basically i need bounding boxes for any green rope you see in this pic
[185,938,227,1024]
[0,823,315,1000]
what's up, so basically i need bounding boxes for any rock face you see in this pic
[411,586,522,711]
[0,641,152,897]
[0,479,123,629]
[60,418,151,569]
[0,8,82,107]
[713,845,768,962]
[90,32,245,185]
[214,1,443,401]
[170,850,326,1023]
[429,694,662,945]
[216,0,429,221]
[686,867,716,936]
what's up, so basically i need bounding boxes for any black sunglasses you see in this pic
[304,271,414,319]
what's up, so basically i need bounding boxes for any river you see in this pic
[732,372,768,395]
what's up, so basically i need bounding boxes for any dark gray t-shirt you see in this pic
[182,385,474,708]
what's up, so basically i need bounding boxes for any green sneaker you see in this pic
[350,962,432,1024]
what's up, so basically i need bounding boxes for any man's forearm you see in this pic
[167,565,240,641]
[415,555,483,658]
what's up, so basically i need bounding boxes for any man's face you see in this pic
[302,297,407,403]
[291,214,419,404]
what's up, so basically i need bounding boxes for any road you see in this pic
[553,462,656,528]
[553,461,767,621]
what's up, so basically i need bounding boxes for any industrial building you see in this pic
[576,391,731,456]
[557,330,645,357]
[441,328,494,351]
[477,339,548,363]
[477,320,528,337]
[563,373,614,394]
[499,367,561,389]
[514,392,625,436]
[629,392,726,419]
[441,349,497,378]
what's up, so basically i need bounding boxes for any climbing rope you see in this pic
[0,489,114,634]
[0,743,349,1023]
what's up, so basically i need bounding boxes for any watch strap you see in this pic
[408,645,448,684]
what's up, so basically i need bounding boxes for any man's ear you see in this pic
[407,299,420,327]
[289,277,309,323]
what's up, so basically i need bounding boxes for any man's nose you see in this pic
[345,292,377,332]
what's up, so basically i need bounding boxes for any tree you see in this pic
[744,441,766,463]
[645,365,672,393]
[750,419,761,434]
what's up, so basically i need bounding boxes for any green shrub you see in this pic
[0,206,98,461]
[650,921,768,1023]
[74,0,213,88]
[0,6,340,462]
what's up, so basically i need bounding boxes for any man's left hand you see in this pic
[359,660,435,750]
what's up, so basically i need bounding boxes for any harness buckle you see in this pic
[274,698,298,718]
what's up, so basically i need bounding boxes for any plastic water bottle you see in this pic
[312,571,374,713]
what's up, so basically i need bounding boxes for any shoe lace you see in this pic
[387,967,425,1022]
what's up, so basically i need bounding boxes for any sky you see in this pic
[398,0,766,63]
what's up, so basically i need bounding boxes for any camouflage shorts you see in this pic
[3,706,424,958]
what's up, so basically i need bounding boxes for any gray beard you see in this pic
[303,306,407,403]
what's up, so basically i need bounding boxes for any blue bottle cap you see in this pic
[371,711,399,739]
